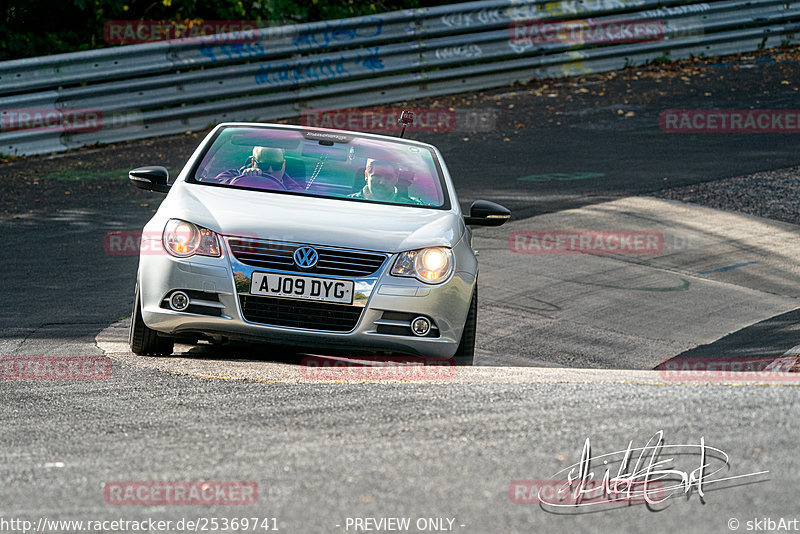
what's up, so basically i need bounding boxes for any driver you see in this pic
[348,158,423,204]
[214,146,302,191]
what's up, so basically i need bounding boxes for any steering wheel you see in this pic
[228,172,287,190]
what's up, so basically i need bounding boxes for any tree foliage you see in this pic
[1,0,444,60]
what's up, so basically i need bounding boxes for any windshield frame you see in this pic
[184,124,452,211]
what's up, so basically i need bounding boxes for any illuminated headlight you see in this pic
[163,219,221,258]
[391,247,454,284]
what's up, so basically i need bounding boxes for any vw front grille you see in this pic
[228,238,386,277]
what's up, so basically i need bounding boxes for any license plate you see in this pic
[250,272,354,304]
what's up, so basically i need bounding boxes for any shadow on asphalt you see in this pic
[177,342,455,367]
[655,307,800,371]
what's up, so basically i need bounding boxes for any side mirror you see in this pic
[464,200,511,227]
[129,166,170,193]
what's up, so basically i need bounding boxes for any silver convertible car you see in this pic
[128,122,509,365]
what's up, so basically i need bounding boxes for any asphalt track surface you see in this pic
[1,47,800,533]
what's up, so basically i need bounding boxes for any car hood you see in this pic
[160,182,464,253]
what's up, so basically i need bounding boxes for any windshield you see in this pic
[190,126,448,208]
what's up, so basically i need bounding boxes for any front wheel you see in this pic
[452,285,477,366]
[129,283,174,356]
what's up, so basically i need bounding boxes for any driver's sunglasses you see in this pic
[261,160,285,172]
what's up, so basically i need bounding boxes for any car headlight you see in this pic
[391,247,454,284]
[163,219,221,258]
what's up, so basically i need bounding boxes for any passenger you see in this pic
[348,158,423,204]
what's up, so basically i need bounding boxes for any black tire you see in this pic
[129,284,174,356]
[453,285,477,366]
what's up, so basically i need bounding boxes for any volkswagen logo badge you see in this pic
[293,246,319,269]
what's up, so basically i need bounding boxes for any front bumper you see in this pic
[138,236,476,358]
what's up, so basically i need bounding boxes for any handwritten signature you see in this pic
[524,431,769,511]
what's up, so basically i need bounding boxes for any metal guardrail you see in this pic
[1,0,798,155]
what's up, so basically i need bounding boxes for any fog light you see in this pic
[170,291,190,311]
[411,316,431,337]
